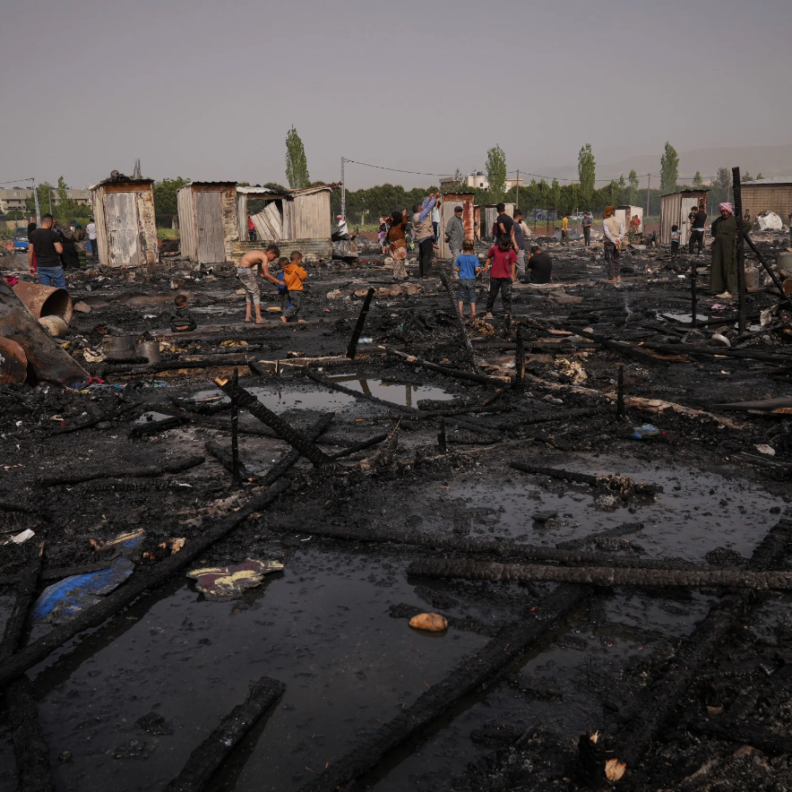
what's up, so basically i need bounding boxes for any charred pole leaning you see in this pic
[230,369,241,488]
[346,287,375,360]
[690,263,698,329]
[215,376,334,467]
[514,327,525,392]
[732,167,747,335]
[440,271,479,374]
[164,677,285,792]
[1,544,55,792]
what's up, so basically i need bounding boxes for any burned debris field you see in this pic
[1,232,792,792]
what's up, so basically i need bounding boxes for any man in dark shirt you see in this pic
[526,245,552,284]
[495,203,514,246]
[689,208,707,254]
[28,214,66,288]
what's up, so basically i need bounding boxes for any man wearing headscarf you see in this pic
[710,203,750,299]
[602,206,624,283]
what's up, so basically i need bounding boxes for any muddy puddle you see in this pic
[29,551,484,792]
[192,379,455,414]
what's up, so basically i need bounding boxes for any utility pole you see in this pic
[516,169,520,209]
[341,157,346,220]
[732,167,747,335]
[32,178,41,225]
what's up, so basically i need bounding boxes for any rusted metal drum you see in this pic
[12,282,74,325]
[102,336,140,362]
[136,341,161,364]
[0,337,28,384]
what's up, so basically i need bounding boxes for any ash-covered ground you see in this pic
[0,233,791,792]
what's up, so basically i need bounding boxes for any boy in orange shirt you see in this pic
[281,251,308,323]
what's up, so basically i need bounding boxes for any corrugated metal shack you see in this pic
[660,189,709,246]
[177,182,238,264]
[740,178,792,221]
[235,184,335,262]
[438,193,475,260]
[90,178,158,267]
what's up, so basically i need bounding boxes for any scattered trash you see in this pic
[605,758,627,782]
[160,537,186,553]
[756,444,776,456]
[409,613,448,632]
[630,423,660,440]
[186,558,284,601]
[710,333,731,348]
[32,557,135,624]
[359,337,373,344]
[556,358,587,384]
[39,315,69,337]
[754,211,783,232]
[7,529,35,545]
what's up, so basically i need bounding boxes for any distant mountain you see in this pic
[542,144,792,184]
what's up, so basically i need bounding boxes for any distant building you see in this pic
[505,177,525,191]
[0,188,91,214]
[440,171,489,190]
[740,178,792,221]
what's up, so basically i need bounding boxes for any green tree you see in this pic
[285,126,310,189]
[692,171,704,189]
[152,177,190,220]
[485,145,507,203]
[628,170,640,204]
[578,144,596,204]
[660,142,679,193]
[25,182,55,217]
[54,176,76,220]
[550,179,561,214]
[618,174,627,204]
[756,173,764,180]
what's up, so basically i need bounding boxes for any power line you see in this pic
[343,159,453,179]
[0,178,34,187]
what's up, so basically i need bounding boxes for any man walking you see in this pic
[582,212,592,246]
[689,205,707,254]
[444,205,465,263]
[28,214,65,288]
[413,193,439,278]
[561,214,570,245]
[86,216,97,258]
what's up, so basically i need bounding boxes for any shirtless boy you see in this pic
[236,244,280,323]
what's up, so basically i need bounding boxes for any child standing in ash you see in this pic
[484,236,517,319]
[170,294,197,332]
[275,257,291,314]
[453,239,481,319]
[671,225,681,257]
[280,251,308,323]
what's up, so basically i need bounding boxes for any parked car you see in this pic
[13,227,29,252]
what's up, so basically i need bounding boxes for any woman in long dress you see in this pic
[710,202,750,299]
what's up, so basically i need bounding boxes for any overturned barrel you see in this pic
[12,282,73,325]
[0,337,28,384]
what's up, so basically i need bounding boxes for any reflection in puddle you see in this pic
[329,376,455,408]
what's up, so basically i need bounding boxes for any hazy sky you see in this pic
[1,0,790,191]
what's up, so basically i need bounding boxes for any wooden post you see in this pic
[514,326,525,391]
[616,364,626,420]
[230,369,240,488]
[732,167,747,335]
[346,287,375,360]
[690,264,698,329]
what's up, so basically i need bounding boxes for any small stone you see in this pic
[73,301,92,314]
[409,613,448,632]
[59,750,73,764]
[533,510,558,523]
[755,444,775,456]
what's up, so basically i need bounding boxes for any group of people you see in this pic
[26,215,99,288]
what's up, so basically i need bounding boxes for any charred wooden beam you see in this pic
[510,461,661,496]
[611,516,792,774]
[214,376,334,468]
[268,523,699,571]
[407,558,792,590]
[440,272,480,374]
[384,346,509,387]
[51,400,143,435]
[38,455,205,487]
[164,677,285,792]
[205,441,251,481]
[128,415,189,439]
[346,287,375,360]
[297,584,591,792]
[329,433,389,460]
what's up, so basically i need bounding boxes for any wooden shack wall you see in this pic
[292,192,331,239]
[90,187,108,267]
[177,187,196,261]
[220,186,239,260]
[742,185,792,220]
[660,193,680,246]
[135,188,159,265]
